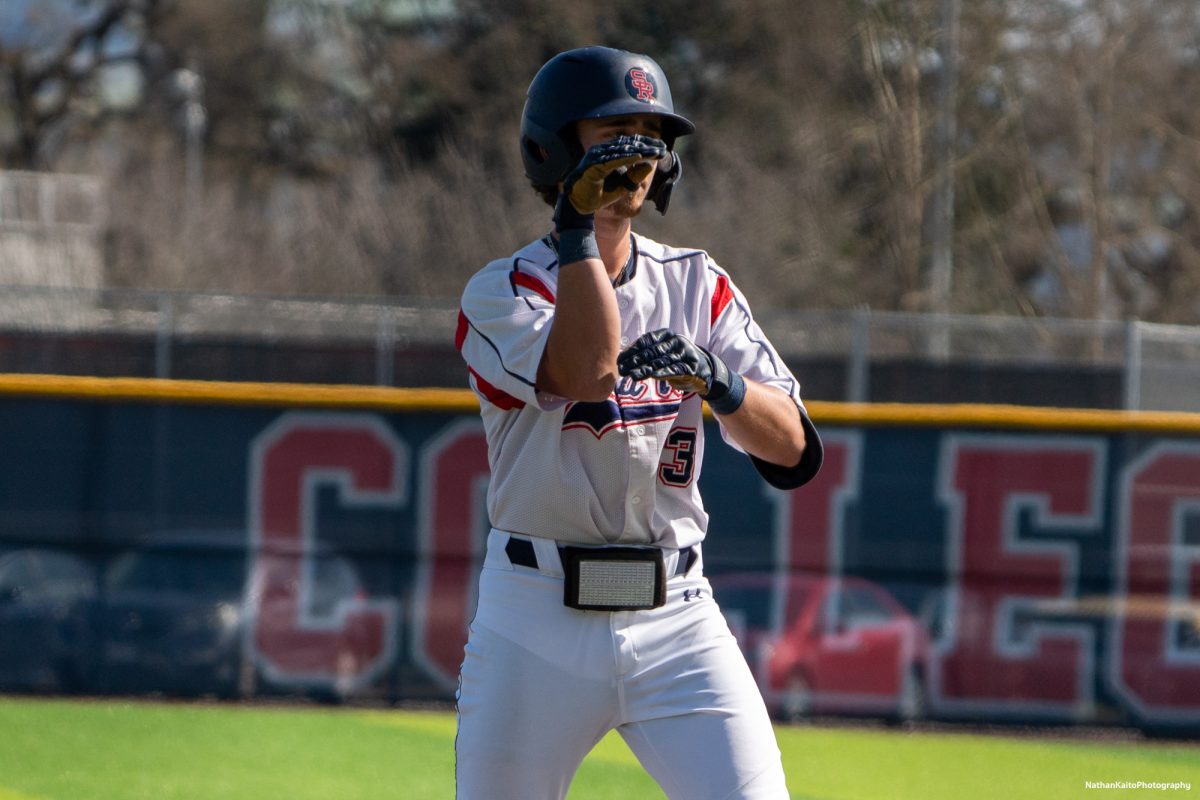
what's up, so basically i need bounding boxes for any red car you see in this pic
[711,572,932,721]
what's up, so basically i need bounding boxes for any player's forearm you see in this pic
[536,136,664,402]
[714,380,807,467]
[537,259,620,401]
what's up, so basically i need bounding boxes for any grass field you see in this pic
[0,697,1197,799]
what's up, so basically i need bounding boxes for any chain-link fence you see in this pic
[2,168,1198,408]
[0,285,459,387]
[1125,321,1200,412]
[2,284,1199,410]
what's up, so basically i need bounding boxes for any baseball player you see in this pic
[454,46,823,799]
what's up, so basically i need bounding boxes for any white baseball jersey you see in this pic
[456,231,820,549]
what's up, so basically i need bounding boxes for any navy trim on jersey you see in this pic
[510,259,534,310]
[612,235,638,288]
[707,262,800,398]
[464,316,537,388]
[621,400,682,422]
[640,248,706,265]
[540,235,561,271]
[510,256,545,310]
[561,395,683,439]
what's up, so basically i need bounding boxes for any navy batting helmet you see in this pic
[521,46,695,215]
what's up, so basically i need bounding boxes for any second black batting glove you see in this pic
[617,329,747,415]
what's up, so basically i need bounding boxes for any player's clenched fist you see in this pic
[617,328,747,414]
[617,328,718,395]
[562,135,667,216]
[554,135,665,263]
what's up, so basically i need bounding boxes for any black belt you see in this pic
[505,536,697,578]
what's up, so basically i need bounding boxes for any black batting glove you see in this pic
[553,135,666,266]
[554,135,667,232]
[617,329,746,414]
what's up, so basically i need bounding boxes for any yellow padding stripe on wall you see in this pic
[1,374,1200,434]
[0,374,478,412]
[803,401,1200,434]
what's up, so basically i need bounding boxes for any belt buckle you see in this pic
[561,546,666,611]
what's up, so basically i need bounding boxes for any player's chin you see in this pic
[607,189,648,219]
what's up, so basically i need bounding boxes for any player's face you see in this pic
[575,114,665,220]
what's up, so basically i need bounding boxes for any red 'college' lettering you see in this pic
[247,413,406,690]
[933,436,1103,718]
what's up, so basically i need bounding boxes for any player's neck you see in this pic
[594,217,633,282]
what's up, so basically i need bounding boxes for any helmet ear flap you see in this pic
[520,118,579,187]
[649,150,683,215]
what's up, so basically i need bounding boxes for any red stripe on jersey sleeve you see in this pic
[710,274,734,326]
[455,310,469,352]
[469,368,526,410]
[512,272,556,304]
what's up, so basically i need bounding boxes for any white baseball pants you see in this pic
[455,530,789,800]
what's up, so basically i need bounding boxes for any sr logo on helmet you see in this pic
[626,68,657,103]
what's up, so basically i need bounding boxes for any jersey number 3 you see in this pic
[659,428,698,487]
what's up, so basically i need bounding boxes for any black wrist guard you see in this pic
[703,352,747,415]
[553,193,595,233]
[557,228,601,266]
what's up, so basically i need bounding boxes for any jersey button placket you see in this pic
[638,424,661,489]
[628,426,641,520]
